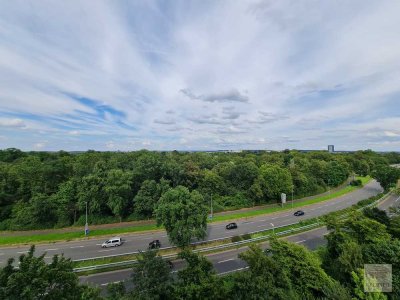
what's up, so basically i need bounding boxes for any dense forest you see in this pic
[0,148,399,230]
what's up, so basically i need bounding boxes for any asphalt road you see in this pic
[0,180,383,266]
[79,192,399,290]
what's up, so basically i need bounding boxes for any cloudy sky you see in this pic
[0,1,399,151]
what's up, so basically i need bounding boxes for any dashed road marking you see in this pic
[45,248,59,251]
[70,246,84,249]
[17,251,28,254]
[295,239,306,244]
[98,249,117,252]
[101,281,120,286]
[218,258,235,264]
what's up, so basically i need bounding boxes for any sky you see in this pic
[0,0,399,152]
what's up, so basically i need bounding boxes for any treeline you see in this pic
[0,148,399,230]
[2,206,399,299]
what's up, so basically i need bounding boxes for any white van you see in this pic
[101,237,122,248]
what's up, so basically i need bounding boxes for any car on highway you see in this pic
[101,237,123,248]
[148,240,161,249]
[293,210,305,216]
[226,222,238,230]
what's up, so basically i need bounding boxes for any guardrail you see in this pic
[73,192,391,273]
[73,222,321,273]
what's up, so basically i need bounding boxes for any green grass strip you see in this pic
[210,176,371,222]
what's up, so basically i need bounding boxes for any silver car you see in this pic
[101,237,122,248]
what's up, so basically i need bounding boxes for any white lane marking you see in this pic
[45,248,59,251]
[98,249,117,252]
[219,266,249,276]
[44,256,52,259]
[101,280,120,286]
[17,251,28,254]
[257,225,265,228]
[96,244,103,246]
[218,258,235,264]
[70,246,84,249]
[160,235,167,237]
[295,240,306,244]
[243,221,254,225]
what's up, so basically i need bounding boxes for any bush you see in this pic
[350,179,362,186]
[242,233,252,240]
[231,236,242,243]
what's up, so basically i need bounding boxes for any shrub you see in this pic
[350,179,362,186]
[242,233,252,240]
[231,236,242,243]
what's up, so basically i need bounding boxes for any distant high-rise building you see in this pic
[328,145,334,153]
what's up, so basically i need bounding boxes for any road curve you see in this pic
[0,180,382,266]
[79,192,399,289]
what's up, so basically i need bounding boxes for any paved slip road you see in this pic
[80,191,400,290]
[0,180,382,266]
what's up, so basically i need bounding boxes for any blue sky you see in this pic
[0,0,399,151]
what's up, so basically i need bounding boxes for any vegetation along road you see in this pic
[0,179,382,266]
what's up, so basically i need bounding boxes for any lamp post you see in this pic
[210,194,213,220]
[84,202,89,236]
[270,223,275,235]
[291,187,294,210]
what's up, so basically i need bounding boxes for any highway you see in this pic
[0,180,382,266]
[79,192,399,289]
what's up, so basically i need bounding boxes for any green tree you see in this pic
[0,245,101,300]
[104,169,133,222]
[372,165,400,190]
[363,207,390,226]
[10,194,57,229]
[269,238,349,299]
[258,164,293,202]
[131,250,172,300]
[155,186,207,247]
[351,269,387,300]
[228,244,298,299]
[174,250,224,300]
[134,179,170,218]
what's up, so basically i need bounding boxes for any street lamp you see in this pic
[210,194,213,220]
[84,202,89,236]
[270,223,275,235]
[291,187,294,210]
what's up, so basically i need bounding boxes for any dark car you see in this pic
[226,222,238,230]
[148,240,161,249]
[294,210,305,216]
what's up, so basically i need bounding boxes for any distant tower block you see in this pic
[328,145,334,153]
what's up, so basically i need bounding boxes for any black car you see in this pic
[226,222,238,230]
[148,240,161,249]
[294,210,305,216]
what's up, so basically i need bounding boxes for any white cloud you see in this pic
[0,118,26,128]
[0,1,399,151]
